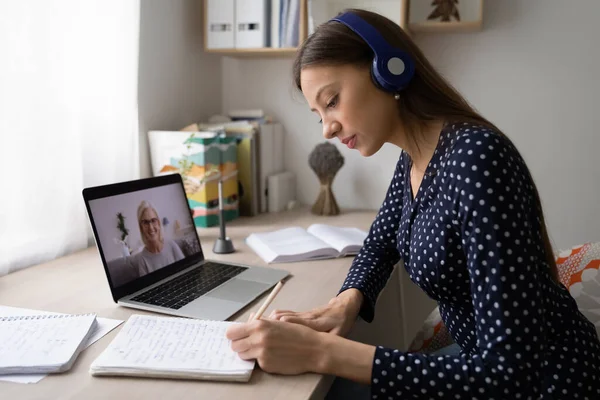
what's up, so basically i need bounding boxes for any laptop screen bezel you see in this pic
[82,173,205,302]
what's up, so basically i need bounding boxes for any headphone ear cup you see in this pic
[370,63,385,91]
[372,50,415,92]
[330,12,415,92]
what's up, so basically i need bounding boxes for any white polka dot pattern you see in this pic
[338,123,600,399]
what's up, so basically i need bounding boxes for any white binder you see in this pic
[206,0,235,49]
[270,0,281,48]
[267,171,296,213]
[258,122,285,213]
[235,0,269,48]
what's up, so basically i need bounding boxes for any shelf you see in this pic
[204,47,300,58]
[203,0,307,58]
[202,0,484,59]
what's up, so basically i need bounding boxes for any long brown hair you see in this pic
[293,8,559,282]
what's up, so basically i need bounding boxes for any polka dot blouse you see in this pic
[339,122,600,399]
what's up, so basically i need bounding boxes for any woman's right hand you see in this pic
[268,288,364,337]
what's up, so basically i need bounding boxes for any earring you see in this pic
[394,93,400,100]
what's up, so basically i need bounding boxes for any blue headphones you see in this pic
[330,12,415,93]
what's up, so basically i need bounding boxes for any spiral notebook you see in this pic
[90,314,255,382]
[0,313,97,375]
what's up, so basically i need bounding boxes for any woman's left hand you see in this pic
[225,317,327,375]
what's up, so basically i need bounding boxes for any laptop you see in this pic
[82,173,290,321]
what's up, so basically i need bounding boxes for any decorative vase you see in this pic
[113,237,131,258]
[308,142,344,216]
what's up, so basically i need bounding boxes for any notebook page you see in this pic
[307,224,368,254]
[91,315,254,374]
[0,305,122,384]
[0,313,97,372]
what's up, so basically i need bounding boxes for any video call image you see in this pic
[88,183,201,288]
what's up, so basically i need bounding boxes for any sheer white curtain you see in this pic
[0,1,140,275]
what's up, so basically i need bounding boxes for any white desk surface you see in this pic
[0,207,378,400]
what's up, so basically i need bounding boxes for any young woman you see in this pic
[226,9,600,399]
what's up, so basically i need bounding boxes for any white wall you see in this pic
[138,0,222,178]
[221,0,600,251]
[415,0,600,251]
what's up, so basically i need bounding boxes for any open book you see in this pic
[246,224,368,264]
[0,313,97,375]
[90,314,255,382]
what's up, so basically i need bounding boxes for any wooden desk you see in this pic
[1,207,417,400]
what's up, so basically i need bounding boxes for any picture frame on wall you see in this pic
[408,0,483,33]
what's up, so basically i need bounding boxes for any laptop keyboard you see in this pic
[130,262,247,310]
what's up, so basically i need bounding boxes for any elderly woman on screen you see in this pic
[135,200,184,275]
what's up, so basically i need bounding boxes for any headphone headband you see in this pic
[331,13,388,57]
[330,12,415,92]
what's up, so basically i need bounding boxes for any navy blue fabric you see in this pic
[339,122,600,399]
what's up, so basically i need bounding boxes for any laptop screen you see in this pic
[86,177,203,290]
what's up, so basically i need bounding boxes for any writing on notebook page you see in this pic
[0,305,122,384]
[94,315,253,373]
[0,313,97,375]
[1,315,92,362]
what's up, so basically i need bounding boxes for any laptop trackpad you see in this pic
[207,279,271,303]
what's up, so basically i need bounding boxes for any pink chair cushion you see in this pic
[556,242,600,335]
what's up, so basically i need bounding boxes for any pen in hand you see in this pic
[249,281,284,322]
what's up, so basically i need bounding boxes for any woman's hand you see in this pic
[225,318,328,375]
[268,288,364,337]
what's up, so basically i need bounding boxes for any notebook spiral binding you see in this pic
[0,313,95,322]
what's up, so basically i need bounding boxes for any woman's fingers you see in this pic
[280,315,334,332]
[278,315,307,324]
[230,337,252,353]
[271,308,325,320]
[268,307,339,332]
[229,321,266,360]
[237,348,259,361]
[227,319,324,376]
[330,325,344,336]
[269,309,298,319]
[225,322,251,341]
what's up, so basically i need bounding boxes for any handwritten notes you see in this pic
[0,305,123,384]
[0,313,97,374]
[90,314,255,381]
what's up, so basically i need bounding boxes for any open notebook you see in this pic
[0,313,97,375]
[246,224,368,264]
[90,314,255,382]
